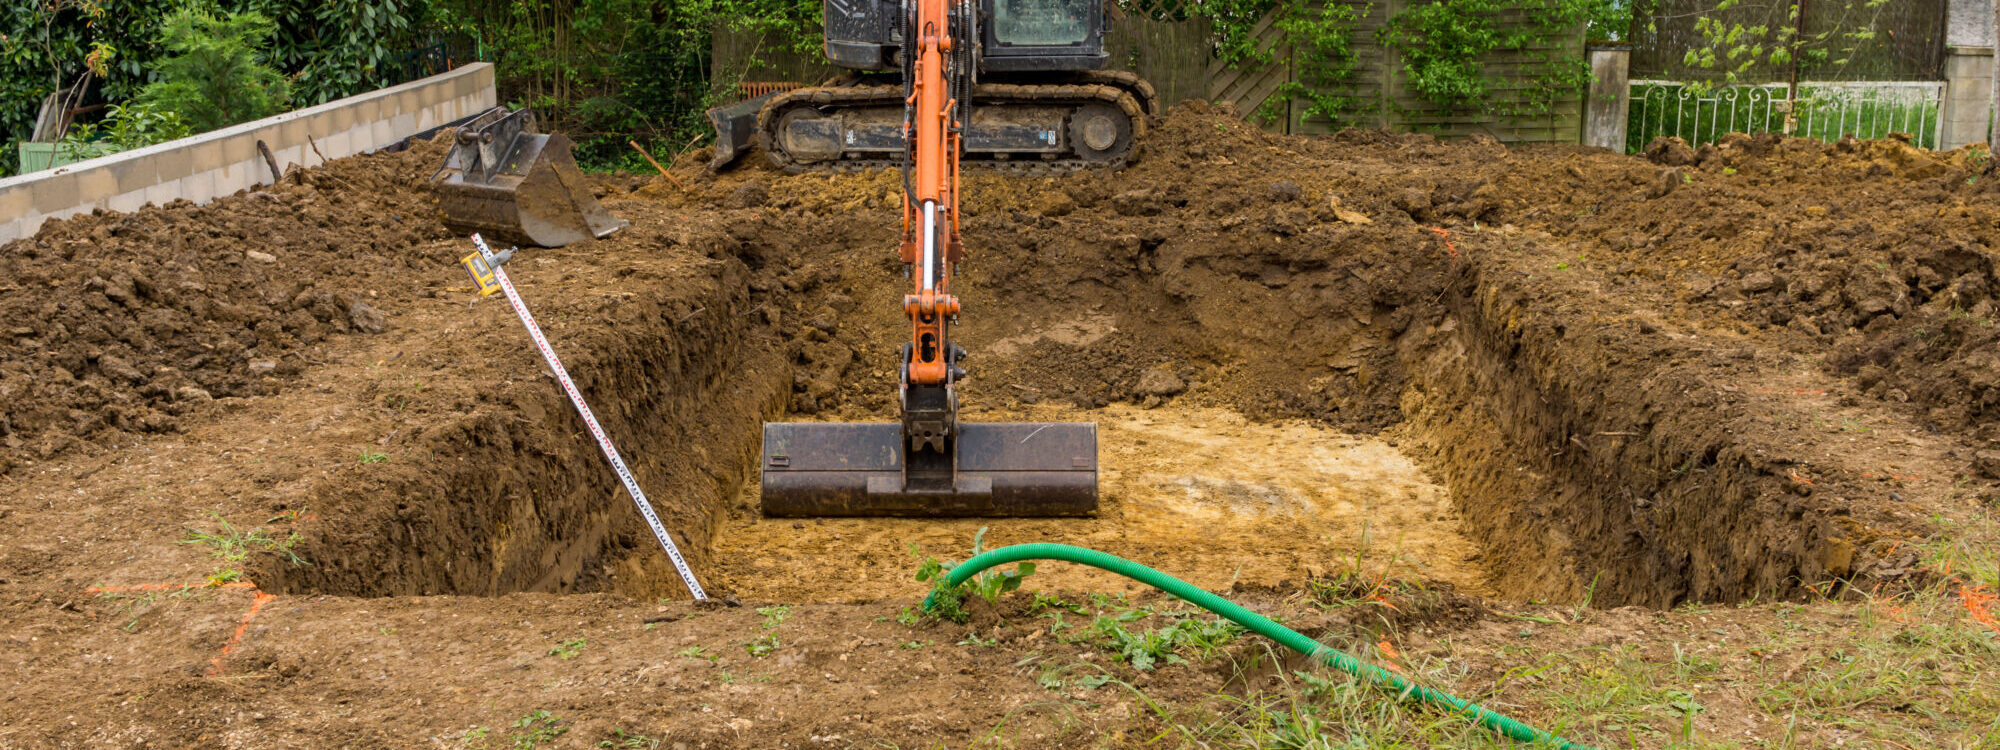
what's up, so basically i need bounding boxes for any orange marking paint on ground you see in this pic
[1963,587,1999,633]
[85,580,276,677]
[1376,640,1407,674]
[206,591,278,677]
[1427,227,1459,261]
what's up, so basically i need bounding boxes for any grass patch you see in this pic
[179,511,307,566]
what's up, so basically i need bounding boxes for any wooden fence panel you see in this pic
[1106,11,1214,107]
[711,27,838,88]
[1205,10,1292,126]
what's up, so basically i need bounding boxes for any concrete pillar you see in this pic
[1584,45,1632,151]
[1943,46,1994,151]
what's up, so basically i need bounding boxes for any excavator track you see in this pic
[755,75,1153,175]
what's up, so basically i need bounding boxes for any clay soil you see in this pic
[4,106,1999,748]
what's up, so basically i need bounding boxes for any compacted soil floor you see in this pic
[3,107,1998,748]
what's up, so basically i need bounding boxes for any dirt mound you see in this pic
[0,138,454,474]
[1501,127,2000,435]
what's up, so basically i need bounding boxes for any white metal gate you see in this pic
[1629,80,1947,152]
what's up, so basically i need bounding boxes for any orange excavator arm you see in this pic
[900,0,964,390]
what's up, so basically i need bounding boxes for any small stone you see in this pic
[246,251,277,264]
[1269,181,1302,202]
[730,181,769,209]
[248,360,279,373]
[1974,450,2000,480]
[348,301,386,334]
[1111,189,1162,217]
[1134,367,1186,398]
[1738,271,1779,294]
[1854,297,1894,319]
[1328,196,1373,225]
[97,355,145,384]
[175,385,214,403]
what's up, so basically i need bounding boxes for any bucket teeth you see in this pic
[760,422,1098,518]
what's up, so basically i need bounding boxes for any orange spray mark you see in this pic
[207,591,278,677]
[85,581,276,677]
[1963,587,1999,633]
[1427,227,1459,261]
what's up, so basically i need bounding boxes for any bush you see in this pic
[135,9,290,133]
[54,99,193,160]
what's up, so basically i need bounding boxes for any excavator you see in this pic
[436,0,1110,517]
[760,0,1101,517]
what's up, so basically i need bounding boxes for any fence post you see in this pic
[1942,45,1995,150]
[1583,44,1632,150]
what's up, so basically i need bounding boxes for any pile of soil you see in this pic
[0,137,455,474]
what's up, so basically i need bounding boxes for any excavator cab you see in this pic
[706,0,1152,173]
[434,107,628,248]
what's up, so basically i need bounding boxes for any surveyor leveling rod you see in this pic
[461,234,708,601]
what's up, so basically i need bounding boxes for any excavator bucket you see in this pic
[760,421,1098,518]
[705,91,782,173]
[435,107,627,248]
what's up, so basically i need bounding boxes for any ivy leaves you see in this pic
[1380,0,1595,115]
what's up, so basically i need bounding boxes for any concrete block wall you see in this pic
[0,63,496,245]
[1943,47,1994,151]
[1951,0,1995,48]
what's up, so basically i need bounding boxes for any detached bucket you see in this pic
[760,421,1098,518]
[435,107,627,248]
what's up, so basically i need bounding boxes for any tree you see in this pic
[134,9,289,133]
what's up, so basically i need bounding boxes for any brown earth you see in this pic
[2,105,1997,747]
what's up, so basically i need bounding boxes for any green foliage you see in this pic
[508,710,567,749]
[1187,0,1284,68]
[2,0,426,178]
[743,632,779,657]
[547,637,586,659]
[1274,2,1367,126]
[53,99,190,160]
[1678,0,1892,87]
[1582,0,1632,42]
[243,0,418,104]
[179,511,309,566]
[911,528,1037,624]
[135,9,288,132]
[1044,597,1246,671]
[1381,0,1594,114]
[1188,0,1368,127]
[597,729,660,750]
[756,604,791,629]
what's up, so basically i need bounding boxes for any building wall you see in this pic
[0,63,497,245]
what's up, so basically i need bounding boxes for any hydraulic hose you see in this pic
[924,543,1590,749]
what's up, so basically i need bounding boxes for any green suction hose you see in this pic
[924,543,1590,749]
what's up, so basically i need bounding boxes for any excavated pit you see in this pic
[247,108,1966,610]
[258,204,1842,611]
